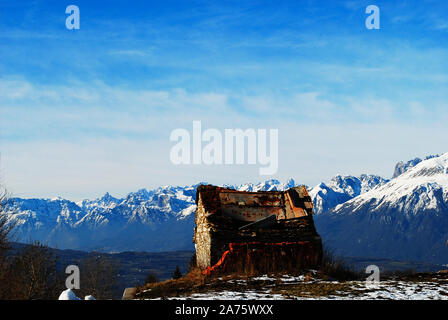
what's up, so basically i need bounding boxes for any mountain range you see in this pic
[2,153,448,264]
[315,153,448,264]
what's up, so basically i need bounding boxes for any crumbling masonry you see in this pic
[193,185,323,275]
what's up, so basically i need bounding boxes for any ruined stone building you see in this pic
[193,185,323,275]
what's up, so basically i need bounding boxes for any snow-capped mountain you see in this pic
[309,174,389,214]
[2,180,303,252]
[315,152,448,264]
[233,178,297,192]
[0,176,395,252]
[3,153,448,264]
[392,154,440,178]
[4,185,200,252]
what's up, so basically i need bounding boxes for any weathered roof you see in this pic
[196,185,314,222]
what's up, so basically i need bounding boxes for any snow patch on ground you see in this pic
[58,289,81,300]
[58,289,96,300]
[145,273,448,300]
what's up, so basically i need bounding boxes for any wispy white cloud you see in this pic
[1,78,446,144]
[1,0,448,199]
[434,20,448,30]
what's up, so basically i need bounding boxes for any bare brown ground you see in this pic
[135,268,448,300]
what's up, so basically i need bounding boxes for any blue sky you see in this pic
[1,0,447,200]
